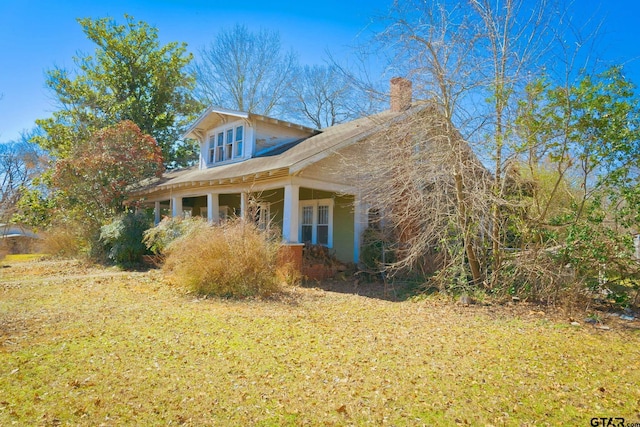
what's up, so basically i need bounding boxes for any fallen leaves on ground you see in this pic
[1,258,639,426]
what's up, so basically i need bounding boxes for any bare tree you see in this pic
[288,64,361,129]
[192,24,298,116]
[349,103,491,287]
[466,0,559,286]
[345,0,571,288]
[356,1,492,285]
[0,130,48,223]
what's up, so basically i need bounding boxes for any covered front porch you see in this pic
[138,178,367,265]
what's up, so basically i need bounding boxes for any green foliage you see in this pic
[142,216,199,255]
[169,138,200,168]
[100,211,153,266]
[517,67,640,219]
[163,219,290,298]
[35,14,202,167]
[22,120,164,262]
[12,186,57,230]
[359,228,396,272]
[22,15,203,259]
[508,67,640,305]
[556,199,638,289]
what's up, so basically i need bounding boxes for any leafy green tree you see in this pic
[35,15,201,167]
[513,67,640,299]
[12,186,56,230]
[517,67,640,223]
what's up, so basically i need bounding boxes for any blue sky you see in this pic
[1,0,639,143]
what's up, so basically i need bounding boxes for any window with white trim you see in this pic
[207,125,244,164]
[299,199,333,247]
[235,126,243,157]
[216,132,224,162]
[225,129,233,160]
[255,202,271,230]
[208,135,216,163]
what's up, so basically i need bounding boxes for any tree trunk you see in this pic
[454,172,482,285]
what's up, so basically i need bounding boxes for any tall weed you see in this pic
[163,219,296,298]
[40,221,88,258]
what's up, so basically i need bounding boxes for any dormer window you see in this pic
[225,129,233,159]
[207,124,244,164]
[235,126,243,157]
[216,132,224,161]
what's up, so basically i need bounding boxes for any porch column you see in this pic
[282,184,300,243]
[240,192,249,219]
[171,196,183,218]
[353,195,367,264]
[207,193,220,223]
[154,201,161,224]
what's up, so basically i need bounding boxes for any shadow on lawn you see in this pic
[300,276,420,302]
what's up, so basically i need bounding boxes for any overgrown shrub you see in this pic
[360,228,396,272]
[142,216,199,255]
[163,218,296,298]
[100,211,153,266]
[39,220,89,258]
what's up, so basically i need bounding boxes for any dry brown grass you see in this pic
[39,224,87,258]
[163,219,296,298]
[1,257,639,426]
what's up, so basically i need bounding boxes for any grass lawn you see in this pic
[1,256,639,426]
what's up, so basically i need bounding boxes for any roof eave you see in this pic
[182,106,251,140]
[290,104,428,173]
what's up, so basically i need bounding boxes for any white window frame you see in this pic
[216,132,224,162]
[299,199,334,247]
[206,124,244,165]
[255,202,271,230]
[208,134,216,163]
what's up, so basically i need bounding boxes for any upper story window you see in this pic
[208,124,244,164]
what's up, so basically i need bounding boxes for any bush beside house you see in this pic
[161,218,299,298]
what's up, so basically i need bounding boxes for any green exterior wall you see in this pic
[299,188,354,263]
[219,194,241,217]
[332,194,355,263]
[256,188,284,230]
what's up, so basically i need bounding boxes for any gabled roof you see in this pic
[183,106,318,141]
[133,103,431,195]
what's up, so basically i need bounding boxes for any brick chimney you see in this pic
[390,77,412,112]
